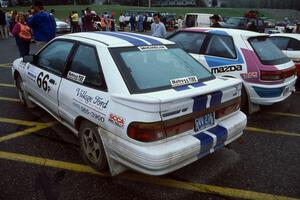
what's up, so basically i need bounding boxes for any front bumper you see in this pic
[103,111,247,176]
[246,76,297,105]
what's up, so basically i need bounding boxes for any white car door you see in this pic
[25,40,75,116]
[58,43,109,127]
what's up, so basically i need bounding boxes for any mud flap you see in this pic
[248,101,260,114]
[98,128,128,176]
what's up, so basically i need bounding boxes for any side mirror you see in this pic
[23,55,36,64]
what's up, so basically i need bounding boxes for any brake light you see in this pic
[215,97,240,119]
[260,70,281,80]
[127,122,166,142]
[260,67,296,81]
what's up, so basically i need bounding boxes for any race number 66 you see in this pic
[37,72,49,92]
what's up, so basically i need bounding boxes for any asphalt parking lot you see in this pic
[0,36,300,200]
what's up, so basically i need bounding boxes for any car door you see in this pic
[25,40,75,116]
[58,43,109,127]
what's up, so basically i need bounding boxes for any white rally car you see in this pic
[168,28,297,113]
[269,33,300,80]
[12,32,246,176]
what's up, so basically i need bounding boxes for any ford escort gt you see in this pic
[168,28,297,114]
[12,32,247,176]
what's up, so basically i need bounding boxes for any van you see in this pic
[184,13,221,28]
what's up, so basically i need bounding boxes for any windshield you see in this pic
[248,37,290,65]
[110,45,214,94]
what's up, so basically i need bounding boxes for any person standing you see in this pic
[100,15,107,31]
[119,13,125,31]
[84,7,94,32]
[0,9,7,39]
[210,14,221,28]
[177,16,183,29]
[137,14,143,32]
[12,13,32,57]
[71,11,79,32]
[27,1,56,44]
[151,13,166,38]
[129,14,135,31]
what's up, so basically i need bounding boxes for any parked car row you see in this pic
[11,27,299,177]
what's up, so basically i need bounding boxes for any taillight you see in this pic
[260,70,281,80]
[127,122,166,142]
[260,67,296,81]
[215,97,241,119]
[127,120,194,142]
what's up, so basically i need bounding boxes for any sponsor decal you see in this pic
[109,113,125,127]
[73,102,105,122]
[67,71,86,83]
[27,71,37,82]
[170,76,198,87]
[211,65,242,74]
[75,88,109,109]
[241,72,258,79]
[138,45,167,51]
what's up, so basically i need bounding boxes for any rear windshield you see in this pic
[248,37,290,65]
[110,45,214,94]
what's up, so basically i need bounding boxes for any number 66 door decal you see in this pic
[37,72,55,92]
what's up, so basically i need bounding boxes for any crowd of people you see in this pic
[1,1,201,57]
[0,1,56,57]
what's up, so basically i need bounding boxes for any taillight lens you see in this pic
[215,97,241,119]
[260,67,296,81]
[127,122,166,142]
[260,70,281,80]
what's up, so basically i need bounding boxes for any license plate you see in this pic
[194,113,215,132]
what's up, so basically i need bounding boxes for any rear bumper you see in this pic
[246,76,297,105]
[103,111,247,176]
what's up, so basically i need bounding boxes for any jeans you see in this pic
[16,37,30,57]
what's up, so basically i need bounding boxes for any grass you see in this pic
[4,4,300,21]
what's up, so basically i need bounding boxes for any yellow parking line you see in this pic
[0,97,20,102]
[0,125,52,143]
[0,117,53,127]
[246,127,300,137]
[267,112,300,118]
[0,151,107,176]
[0,83,15,88]
[0,63,12,67]
[0,151,298,200]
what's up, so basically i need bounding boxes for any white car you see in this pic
[269,33,300,79]
[55,18,71,33]
[168,28,297,113]
[12,32,246,176]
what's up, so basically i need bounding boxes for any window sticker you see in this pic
[170,76,198,87]
[67,71,86,83]
[138,45,168,51]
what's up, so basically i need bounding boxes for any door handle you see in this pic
[49,79,55,84]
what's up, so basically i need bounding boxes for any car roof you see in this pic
[270,33,300,40]
[181,27,268,38]
[60,32,174,48]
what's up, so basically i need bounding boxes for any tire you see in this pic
[79,120,107,171]
[16,76,33,107]
[241,86,249,115]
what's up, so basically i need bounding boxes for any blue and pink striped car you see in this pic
[168,28,297,113]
